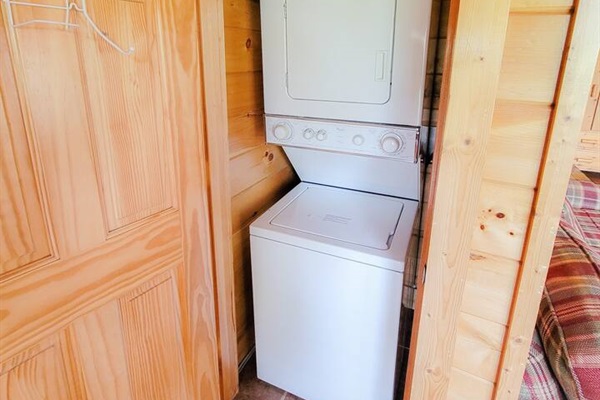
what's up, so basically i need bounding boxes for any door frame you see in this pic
[197,0,238,399]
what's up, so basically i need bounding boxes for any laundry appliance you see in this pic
[250,1,431,399]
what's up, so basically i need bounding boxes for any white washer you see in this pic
[251,183,418,400]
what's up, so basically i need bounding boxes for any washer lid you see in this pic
[271,185,404,250]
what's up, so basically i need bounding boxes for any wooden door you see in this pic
[0,0,227,398]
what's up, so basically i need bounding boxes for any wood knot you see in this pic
[245,38,252,49]
[268,153,274,161]
[496,212,505,219]
[480,224,486,231]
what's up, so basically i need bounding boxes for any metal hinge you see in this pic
[283,0,287,19]
[422,263,427,285]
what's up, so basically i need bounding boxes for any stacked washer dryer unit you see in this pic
[250,1,431,400]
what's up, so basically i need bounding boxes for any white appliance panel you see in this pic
[265,116,420,162]
[251,183,418,273]
[251,236,403,400]
[261,0,432,125]
[271,185,404,250]
[286,0,396,104]
[283,147,420,200]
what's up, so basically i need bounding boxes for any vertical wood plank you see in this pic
[494,1,600,398]
[405,0,511,397]
[197,0,239,398]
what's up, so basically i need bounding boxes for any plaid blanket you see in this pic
[521,171,600,400]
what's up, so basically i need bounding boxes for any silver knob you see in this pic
[381,133,405,154]
[316,130,327,141]
[303,128,315,140]
[273,123,293,141]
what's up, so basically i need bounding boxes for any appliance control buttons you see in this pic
[352,135,365,146]
[273,123,293,141]
[303,128,315,140]
[316,130,327,141]
[381,133,405,154]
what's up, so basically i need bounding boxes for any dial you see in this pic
[352,135,365,146]
[381,133,405,154]
[316,130,327,141]
[303,128,315,140]
[272,123,293,141]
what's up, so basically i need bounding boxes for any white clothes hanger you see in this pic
[2,0,135,55]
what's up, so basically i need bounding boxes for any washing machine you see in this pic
[250,118,421,400]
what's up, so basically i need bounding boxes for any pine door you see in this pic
[0,0,223,398]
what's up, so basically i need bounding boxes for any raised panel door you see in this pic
[0,0,223,398]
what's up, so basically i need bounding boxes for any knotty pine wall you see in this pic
[224,0,298,363]
[408,0,596,398]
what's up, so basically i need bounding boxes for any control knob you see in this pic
[303,128,315,140]
[316,130,327,141]
[272,123,293,141]
[381,133,405,154]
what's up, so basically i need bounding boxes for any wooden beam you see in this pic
[405,0,512,398]
[197,0,239,398]
[493,1,600,398]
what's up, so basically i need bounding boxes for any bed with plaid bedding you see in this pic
[520,169,599,400]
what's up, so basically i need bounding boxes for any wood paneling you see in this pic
[407,0,513,397]
[575,54,600,172]
[495,1,599,396]
[0,42,52,274]
[497,14,570,103]
[407,0,597,398]
[224,0,298,363]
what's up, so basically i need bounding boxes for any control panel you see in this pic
[266,115,419,163]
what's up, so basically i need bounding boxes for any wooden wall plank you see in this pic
[494,1,600,397]
[406,1,512,397]
[225,28,262,74]
[484,101,551,188]
[230,145,291,197]
[472,181,535,261]
[497,14,570,103]
[461,253,519,325]
[448,368,494,400]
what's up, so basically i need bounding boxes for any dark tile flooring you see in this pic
[235,307,414,400]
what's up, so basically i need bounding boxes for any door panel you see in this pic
[0,335,73,400]
[0,0,223,397]
[0,64,52,274]
[70,300,132,400]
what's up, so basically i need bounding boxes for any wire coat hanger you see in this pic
[2,0,135,55]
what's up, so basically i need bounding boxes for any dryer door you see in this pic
[286,0,397,105]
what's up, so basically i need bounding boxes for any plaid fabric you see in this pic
[520,330,566,400]
[536,219,600,400]
[565,176,600,211]
[572,207,600,253]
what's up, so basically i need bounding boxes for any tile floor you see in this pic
[235,307,414,400]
